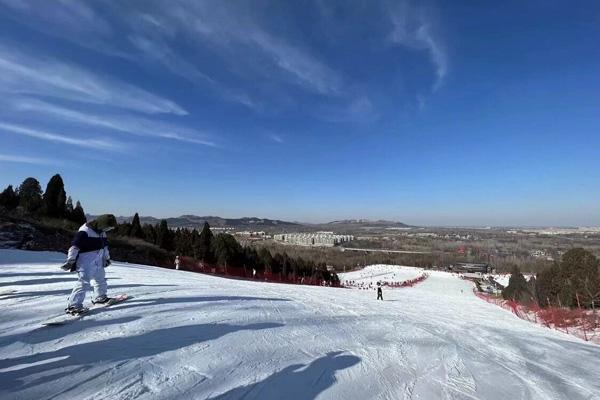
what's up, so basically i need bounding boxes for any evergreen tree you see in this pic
[17,177,43,213]
[71,201,87,225]
[143,224,157,245]
[65,196,74,216]
[43,174,67,218]
[0,185,19,210]
[157,219,174,251]
[195,222,215,263]
[502,265,534,303]
[116,222,132,236]
[258,248,273,273]
[559,248,600,308]
[536,263,561,307]
[212,233,243,268]
[130,213,145,239]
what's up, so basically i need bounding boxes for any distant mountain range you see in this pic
[326,219,414,228]
[88,214,301,230]
[87,215,414,231]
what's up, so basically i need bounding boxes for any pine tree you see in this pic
[258,248,273,273]
[559,248,600,308]
[143,224,157,244]
[71,201,87,225]
[17,177,43,213]
[195,222,215,263]
[65,196,74,216]
[130,213,145,239]
[157,219,174,251]
[0,185,19,210]
[211,233,243,268]
[175,228,194,256]
[536,263,561,307]
[502,265,534,303]
[43,174,67,218]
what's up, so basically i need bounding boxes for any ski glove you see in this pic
[60,259,77,272]
[104,259,111,268]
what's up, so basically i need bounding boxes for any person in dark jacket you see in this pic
[60,214,117,314]
[377,283,383,300]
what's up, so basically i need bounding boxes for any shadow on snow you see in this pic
[108,295,291,313]
[0,284,177,299]
[0,271,69,278]
[208,351,361,400]
[0,316,143,347]
[0,322,284,394]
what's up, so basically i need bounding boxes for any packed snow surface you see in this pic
[1,250,599,400]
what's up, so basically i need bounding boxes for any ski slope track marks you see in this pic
[1,250,599,400]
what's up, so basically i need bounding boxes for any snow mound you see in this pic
[1,250,599,400]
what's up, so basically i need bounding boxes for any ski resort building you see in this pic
[273,232,354,247]
[450,262,491,274]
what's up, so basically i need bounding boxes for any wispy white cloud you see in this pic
[388,1,447,91]
[0,122,122,151]
[245,30,342,96]
[0,44,187,115]
[12,99,218,147]
[0,0,127,58]
[315,96,377,123]
[0,0,446,122]
[127,33,262,110]
[0,153,58,165]
[269,134,285,144]
[2,1,344,100]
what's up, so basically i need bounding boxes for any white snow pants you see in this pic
[67,257,107,307]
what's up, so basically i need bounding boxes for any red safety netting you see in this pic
[474,290,600,344]
[175,256,341,287]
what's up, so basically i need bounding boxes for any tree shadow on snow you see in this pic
[0,322,284,394]
[0,271,68,278]
[0,316,143,347]
[1,277,79,286]
[208,351,361,400]
[109,295,291,313]
[0,284,177,299]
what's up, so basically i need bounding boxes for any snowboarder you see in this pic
[377,283,383,301]
[175,255,181,270]
[60,214,117,315]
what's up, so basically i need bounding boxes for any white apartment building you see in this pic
[273,232,354,247]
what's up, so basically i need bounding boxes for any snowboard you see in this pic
[93,293,129,308]
[42,294,129,326]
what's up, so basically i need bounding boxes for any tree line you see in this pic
[502,248,600,310]
[114,215,339,285]
[0,174,86,225]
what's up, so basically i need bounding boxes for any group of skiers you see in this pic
[60,215,386,315]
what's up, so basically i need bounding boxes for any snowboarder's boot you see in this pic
[65,305,88,316]
[92,295,111,305]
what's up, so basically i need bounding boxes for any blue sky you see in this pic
[0,1,599,226]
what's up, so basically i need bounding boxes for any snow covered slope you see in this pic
[1,250,599,400]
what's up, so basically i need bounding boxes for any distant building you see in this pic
[273,232,354,247]
[451,263,491,274]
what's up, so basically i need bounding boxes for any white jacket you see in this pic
[67,223,111,270]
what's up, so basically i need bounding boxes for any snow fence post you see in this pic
[577,292,588,341]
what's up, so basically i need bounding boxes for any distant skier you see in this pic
[60,214,117,315]
[175,255,181,270]
[377,283,383,301]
